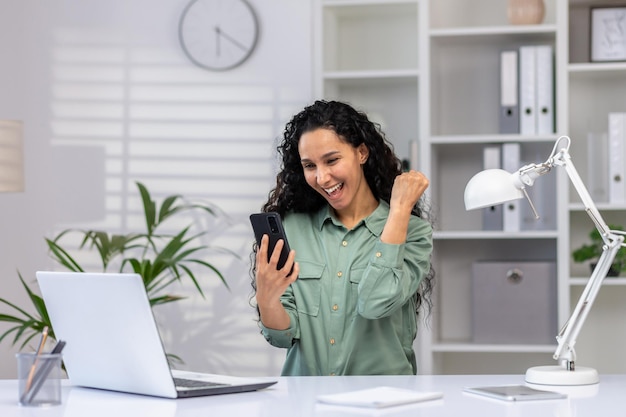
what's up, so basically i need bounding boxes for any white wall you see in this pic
[0,0,313,378]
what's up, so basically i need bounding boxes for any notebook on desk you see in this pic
[36,271,277,399]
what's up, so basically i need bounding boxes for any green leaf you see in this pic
[166,353,184,367]
[149,294,185,306]
[186,259,229,290]
[157,195,184,225]
[177,264,206,296]
[46,239,85,272]
[18,274,52,333]
[0,297,35,322]
[0,274,52,347]
[137,181,157,236]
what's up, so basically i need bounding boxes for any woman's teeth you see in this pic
[325,183,343,195]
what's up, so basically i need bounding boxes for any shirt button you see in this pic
[332,304,339,311]
[330,338,335,345]
[376,252,382,258]
[342,240,348,247]
[337,271,343,278]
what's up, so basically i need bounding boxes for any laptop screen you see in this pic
[37,271,180,398]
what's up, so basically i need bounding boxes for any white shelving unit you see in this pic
[565,0,626,374]
[314,0,626,375]
[422,0,565,375]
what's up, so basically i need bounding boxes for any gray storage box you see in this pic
[472,261,557,344]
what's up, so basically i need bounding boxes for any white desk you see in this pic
[0,374,622,416]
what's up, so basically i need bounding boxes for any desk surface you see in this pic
[0,374,622,416]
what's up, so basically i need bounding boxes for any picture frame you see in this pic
[590,6,626,62]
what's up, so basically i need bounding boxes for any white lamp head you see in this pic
[464,168,523,210]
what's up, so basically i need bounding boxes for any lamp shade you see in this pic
[0,120,24,193]
[464,168,523,210]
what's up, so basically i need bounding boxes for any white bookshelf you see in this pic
[314,0,626,375]
[566,1,626,375]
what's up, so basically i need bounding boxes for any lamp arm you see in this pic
[554,148,611,238]
[550,146,626,369]
[554,241,622,368]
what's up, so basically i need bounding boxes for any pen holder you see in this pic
[16,352,63,406]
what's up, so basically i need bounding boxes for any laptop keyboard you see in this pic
[173,377,230,389]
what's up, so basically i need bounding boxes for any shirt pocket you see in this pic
[293,260,325,317]
[348,267,366,311]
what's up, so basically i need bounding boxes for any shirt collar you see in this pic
[314,201,390,237]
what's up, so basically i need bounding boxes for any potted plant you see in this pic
[572,225,626,277]
[0,181,234,354]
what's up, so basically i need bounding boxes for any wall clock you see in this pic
[178,0,260,71]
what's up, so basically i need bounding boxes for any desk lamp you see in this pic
[464,136,626,386]
[0,120,24,193]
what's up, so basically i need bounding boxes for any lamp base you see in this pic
[525,365,599,386]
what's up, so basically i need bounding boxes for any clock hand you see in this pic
[215,27,248,52]
[214,26,221,57]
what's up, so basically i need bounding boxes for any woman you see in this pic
[252,100,434,376]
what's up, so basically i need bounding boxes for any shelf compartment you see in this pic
[430,33,556,136]
[430,0,557,30]
[432,142,559,232]
[322,1,419,72]
[569,210,626,278]
[432,239,557,344]
[568,0,626,64]
[567,71,626,207]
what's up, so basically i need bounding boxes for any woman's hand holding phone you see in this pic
[251,213,298,330]
[250,213,293,269]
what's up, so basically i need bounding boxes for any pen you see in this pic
[22,340,66,404]
[23,326,49,394]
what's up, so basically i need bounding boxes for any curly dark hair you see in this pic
[253,100,434,316]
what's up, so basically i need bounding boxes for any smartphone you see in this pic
[463,385,566,401]
[249,212,291,270]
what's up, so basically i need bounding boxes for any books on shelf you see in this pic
[520,145,557,231]
[499,50,519,134]
[608,113,626,204]
[499,45,554,135]
[586,113,626,205]
[519,46,536,135]
[480,143,556,232]
[502,142,521,232]
[535,45,554,135]
[587,132,609,203]
[482,145,503,230]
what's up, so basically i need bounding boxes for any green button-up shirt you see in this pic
[260,201,433,376]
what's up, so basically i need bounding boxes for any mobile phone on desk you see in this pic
[463,385,566,401]
[250,212,291,270]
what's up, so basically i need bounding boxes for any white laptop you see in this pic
[36,271,277,398]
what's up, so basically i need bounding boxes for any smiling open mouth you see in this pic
[324,183,344,196]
